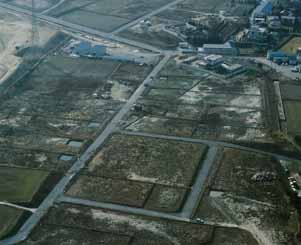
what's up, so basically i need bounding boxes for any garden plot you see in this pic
[0,148,73,171]
[67,133,207,211]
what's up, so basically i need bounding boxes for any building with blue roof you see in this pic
[267,50,298,65]
[73,41,106,58]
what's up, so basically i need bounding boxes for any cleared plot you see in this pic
[67,175,153,207]
[27,204,259,245]
[0,167,49,203]
[119,17,182,50]
[280,84,301,101]
[0,206,24,239]
[284,101,301,134]
[212,148,288,205]
[85,134,207,188]
[159,60,208,77]
[280,37,301,55]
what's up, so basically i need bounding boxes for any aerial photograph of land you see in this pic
[0,0,301,244]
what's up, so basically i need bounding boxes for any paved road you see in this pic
[40,0,66,15]
[0,55,171,245]
[0,202,36,213]
[111,0,185,34]
[181,147,218,218]
[255,57,301,80]
[0,2,162,53]
[119,130,299,161]
[59,196,190,223]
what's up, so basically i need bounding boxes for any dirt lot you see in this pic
[47,0,174,32]
[0,8,56,84]
[21,203,258,245]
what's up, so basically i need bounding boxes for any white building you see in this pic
[204,54,224,66]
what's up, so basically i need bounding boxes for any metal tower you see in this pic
[28,0,40,61]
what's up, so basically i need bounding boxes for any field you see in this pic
[66,133,207,211]
[280,84,301,101]
[47,0,174,32]
[280,37,301,55]
[22,203,258,245]
[121,57,269,143]
[284,101,301,134]
[0,167,49,203]
[175,0,256,16]
[0,206,24,239]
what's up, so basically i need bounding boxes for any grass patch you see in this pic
[280,37,301,55]
[0,167,49,203]
[0,206,24,239]
[284,101,301,134]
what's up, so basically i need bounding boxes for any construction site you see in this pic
[0,0,301,245]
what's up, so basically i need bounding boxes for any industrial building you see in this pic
[221,63,245,76]
[267,51,298,65]
[72,41,107,58]
[199,42,239,56]
[204,54,224,67]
